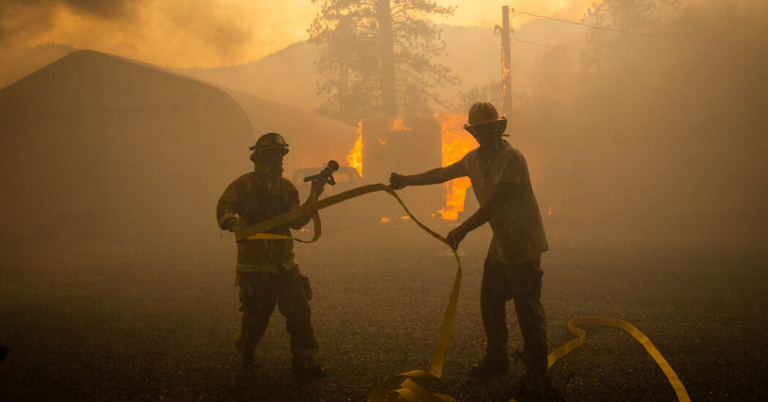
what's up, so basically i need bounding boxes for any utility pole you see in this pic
[501,6,513,118]
[377,0,399,119]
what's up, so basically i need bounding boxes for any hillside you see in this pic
[176,22,587,114]
[179,41,321,113]
[1,23,586,115]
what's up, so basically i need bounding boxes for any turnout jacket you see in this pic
[217,172,310,274]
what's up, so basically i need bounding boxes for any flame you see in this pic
[347,120,364,177]
[380,217,391,223]
[379,140,386,145]
[548,206,552,216]
[390,116,412,131]
[401,216,410,220]
[502,46,510,95]
[433,112,475,220]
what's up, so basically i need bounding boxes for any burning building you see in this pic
[344,114,479,223]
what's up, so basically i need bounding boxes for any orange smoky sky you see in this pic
[0,0,594,68]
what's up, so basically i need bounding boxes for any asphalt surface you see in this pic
[1,224,767,401]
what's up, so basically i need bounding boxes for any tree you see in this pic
[309,0,457,125]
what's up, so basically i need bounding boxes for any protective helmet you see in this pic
[250,132,289,155]
[464,101,508,136]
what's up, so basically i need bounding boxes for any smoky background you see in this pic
[1,2,768,400]
[501,0,768,253]
[2,0,764,253]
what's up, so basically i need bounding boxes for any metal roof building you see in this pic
[0,50,356,241]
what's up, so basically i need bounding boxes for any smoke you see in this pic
[509,0,768,250]
[0,0,601,69]
[1,0,765,251]
[0,0,310,68]
[453,0,595,29]
[0,0,134,45]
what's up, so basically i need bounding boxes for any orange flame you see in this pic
[433,112,476,220]
[502,47,510,95]
[390,116,412,131]
[380,217,391,223]
[347,120,364,177]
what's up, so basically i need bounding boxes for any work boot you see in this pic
[469,352,509,377]
[236,335,257,371]
[292,356,325,379]
[521,367,552,402]
[241,350,257,370]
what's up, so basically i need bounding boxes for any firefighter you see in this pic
[389,102,550,396]
[217,132,326,379]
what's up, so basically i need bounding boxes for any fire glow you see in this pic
[434,112,475,220]
[347,120,364,177]
[345,114,478,221]
[390,116,412,131]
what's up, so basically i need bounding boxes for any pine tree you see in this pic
[309,0,457,124]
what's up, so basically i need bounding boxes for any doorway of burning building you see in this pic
[358,116,444,225]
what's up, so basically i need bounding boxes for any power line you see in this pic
[513,38,604,57]
[511,9,749,44]
[512,10,671,39]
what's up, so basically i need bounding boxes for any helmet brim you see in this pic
[464,117,508,136]
[249,145,289,156]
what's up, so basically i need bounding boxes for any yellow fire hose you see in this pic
[234,183,690,402]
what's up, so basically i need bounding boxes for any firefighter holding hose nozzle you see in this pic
[216,132,327,379]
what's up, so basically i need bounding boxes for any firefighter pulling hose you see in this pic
[228,176,691,402]
[221,105,690,401]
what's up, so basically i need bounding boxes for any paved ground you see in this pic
[1,224,767,401]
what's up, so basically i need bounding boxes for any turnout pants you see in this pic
[481,256,548,374]
[236,267,318,357]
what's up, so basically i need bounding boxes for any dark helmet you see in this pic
[464,101,508,137]
[250,132,289,155]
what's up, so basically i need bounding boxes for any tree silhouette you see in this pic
[309,0,457,124]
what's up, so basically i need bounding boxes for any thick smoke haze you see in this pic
[0,0,302,67]
[508,0,768,251]
[1,0,765,252]
[0,0,594,68]
[1,2,768,401]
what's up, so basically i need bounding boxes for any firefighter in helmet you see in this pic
[389,102,550,397]
[216,132,326,378]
